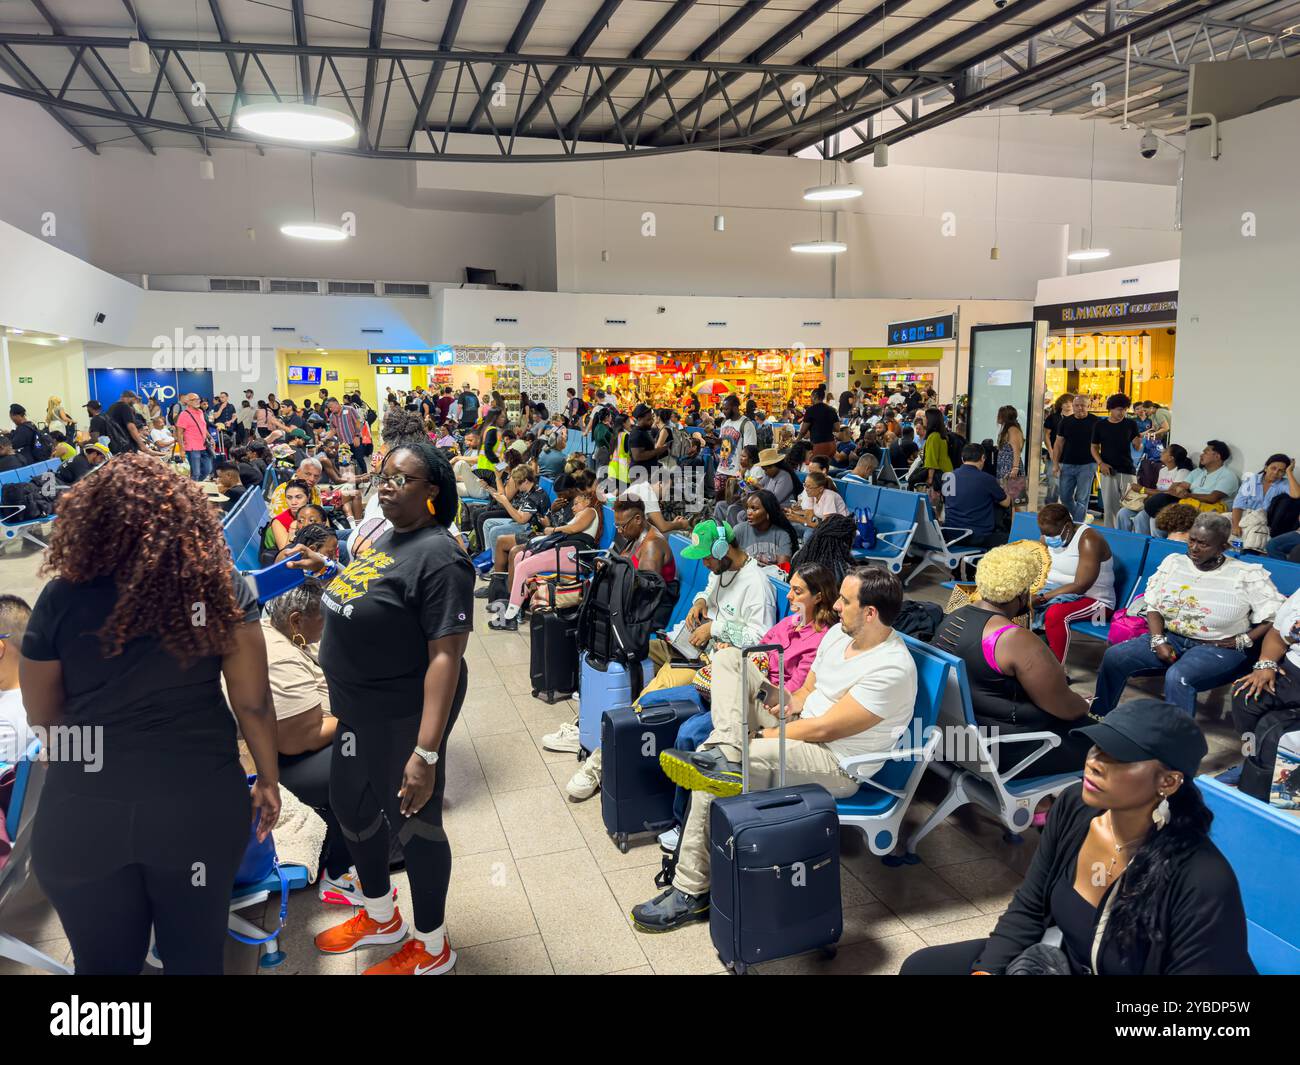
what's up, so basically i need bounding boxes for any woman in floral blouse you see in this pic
[1093,513,1285,716]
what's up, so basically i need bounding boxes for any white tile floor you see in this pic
[0,534,1242,976]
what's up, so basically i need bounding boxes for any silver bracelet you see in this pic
[1253,659,1279,672]
[1235,633,1253,653]
[1149,635,1170,650]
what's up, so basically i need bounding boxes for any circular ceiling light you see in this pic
[280,222,348,241]
[802,183,863,202]
[235,102,357,143]
[790,240,848,254]
[1066,247,1112,261]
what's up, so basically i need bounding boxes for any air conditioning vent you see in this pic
[494,317,518,324]
[269,279,319,294]
[604,319,627,325]
[802,320,822,327]
[271,326,297,333]
[360,328,384,335]
[706,321,727,327]
[383,282,431,297]
[194,325,220,331]
[327,281,377,296]
[209,277,260,292]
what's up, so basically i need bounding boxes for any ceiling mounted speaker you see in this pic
[128,39,152,74]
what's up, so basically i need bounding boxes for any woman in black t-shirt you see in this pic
[290,441,473,976]
[20,454,280,975]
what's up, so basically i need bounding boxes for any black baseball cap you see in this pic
[84,400,101,411]
[632,403,653,419]
[1071,699,1208,779]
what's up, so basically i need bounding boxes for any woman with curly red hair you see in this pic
[19,453,280,975]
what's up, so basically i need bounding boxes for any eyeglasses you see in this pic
[615,516,641,533]
[377,473,427,490]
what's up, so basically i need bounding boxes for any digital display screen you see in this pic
[887,314,953,346]
[287,365,322,385]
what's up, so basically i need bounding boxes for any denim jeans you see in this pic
[1093,632,1248,717]
[1266,530,1300,560]
[186,448,213,481]
[1116,506,1154,536]
[482,518,531,553]
[1057,462,1096,524]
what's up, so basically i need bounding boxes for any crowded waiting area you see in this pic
[0,0,1296,1018]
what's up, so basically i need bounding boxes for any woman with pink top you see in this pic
[658,562,840,851]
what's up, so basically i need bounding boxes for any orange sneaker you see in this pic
[362,938,457,976]
[314,908,408,955]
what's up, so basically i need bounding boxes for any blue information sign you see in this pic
[886,314,954,346]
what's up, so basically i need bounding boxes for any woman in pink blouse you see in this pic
[659,563,840,850]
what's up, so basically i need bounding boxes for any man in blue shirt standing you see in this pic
[943,443,1011,548]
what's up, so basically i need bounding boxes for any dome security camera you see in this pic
[994,0,1008,8]
[1139,130,1158,159]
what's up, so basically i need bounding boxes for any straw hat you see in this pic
[757,447,786,467]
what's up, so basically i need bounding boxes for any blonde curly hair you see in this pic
[975,541,1050,605]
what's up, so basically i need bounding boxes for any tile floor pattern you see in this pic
[0,538,1244,976]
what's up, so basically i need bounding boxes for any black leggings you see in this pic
[1231,665,1300,802]
[32,759,249,975]
[330,661,467,932]
[278,746,352,879]
[900,938,987,975]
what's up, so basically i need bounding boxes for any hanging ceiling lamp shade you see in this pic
[280,222,348,241]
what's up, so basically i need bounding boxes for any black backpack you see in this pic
[104,414,133,455]
[575,554,667,668]
[755,421,774,452]
[365,406,377,425]
[1,481,52,522]
[945,431,967,472]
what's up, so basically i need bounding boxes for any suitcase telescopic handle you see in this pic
[740,642,786,793]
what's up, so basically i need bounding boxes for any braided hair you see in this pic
[789,513,856,584]
[387,440,459,527]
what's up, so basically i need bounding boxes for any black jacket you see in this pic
[975,784,1255,976]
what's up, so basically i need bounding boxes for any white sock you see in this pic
[364,890,396,924]
[415,924,446,954]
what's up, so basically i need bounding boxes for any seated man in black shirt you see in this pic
[213,462,249,513]
[55,442,110,484]
[0,438,26,472]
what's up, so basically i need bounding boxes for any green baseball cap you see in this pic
[681,519,733,560]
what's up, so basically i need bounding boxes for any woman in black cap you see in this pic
[901,699,1254,975]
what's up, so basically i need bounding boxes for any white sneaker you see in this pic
[317,869,398,908]
[657,826,681,852]
[542,720,580,753]
[566,749,602,801]
[486,599,507,614]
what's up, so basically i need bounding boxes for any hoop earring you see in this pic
[292,632,307,649]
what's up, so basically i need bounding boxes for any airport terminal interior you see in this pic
[0,0,1297,980]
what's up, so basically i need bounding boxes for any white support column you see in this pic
[828,348,849,397]
[0,335,10,414]
[555,347,580,398]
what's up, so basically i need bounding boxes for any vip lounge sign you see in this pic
[1036,291,1178,331]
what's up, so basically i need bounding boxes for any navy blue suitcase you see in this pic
[600,687,706,852]
[707,644,843,974]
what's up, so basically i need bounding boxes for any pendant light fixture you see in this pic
[793,5,849,254]
[712,1,728,232]
[281,152,348,241]
[1068,121,1111,261]
[236,31,355,144]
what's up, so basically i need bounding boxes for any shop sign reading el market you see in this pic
[1035,291,1178,331]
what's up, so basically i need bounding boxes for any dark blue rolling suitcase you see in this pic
[600,686,706,853]
[708,645,843,974]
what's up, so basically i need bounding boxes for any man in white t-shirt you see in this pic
[0,596,33,767]
[621,478,691,534]
[713,393,758,498]
[677,520,777,657]
[1230,587,1300,802]
[631,567,918,932]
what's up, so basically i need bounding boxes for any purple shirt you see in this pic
[761,614,828,693]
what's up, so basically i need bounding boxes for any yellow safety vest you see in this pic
[477,428,498,472]
[608,431,630,483]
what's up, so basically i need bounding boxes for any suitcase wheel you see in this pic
[532,689,539,698]
[730,961,748,976]
[1002,831,1025,845]
[614,834,629,854]
[820,946,837,960]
